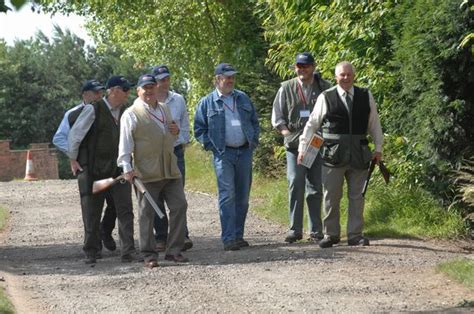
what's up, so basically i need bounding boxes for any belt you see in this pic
[225,142,249,149]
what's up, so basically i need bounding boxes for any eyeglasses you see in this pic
[121,87,130,92]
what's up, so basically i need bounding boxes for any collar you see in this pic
[216,88,235,99]
[337,85,354,98]
[103,96,115,111]
[297,76,314,88]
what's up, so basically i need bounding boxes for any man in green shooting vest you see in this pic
[298,61,383,248]
[272,52,332,243]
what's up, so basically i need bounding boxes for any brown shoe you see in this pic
[144,260,159,268]
[164,254,189,263]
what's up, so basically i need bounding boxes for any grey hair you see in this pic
[335,61,355,76]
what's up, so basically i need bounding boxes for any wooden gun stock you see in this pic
[92,175,125,194]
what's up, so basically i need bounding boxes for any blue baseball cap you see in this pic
[214,63,237,76]
[295,52,315,65]
[106,75,133,90]
[137,74,157,87]
[81,79,104,93]
[152,65,171,80]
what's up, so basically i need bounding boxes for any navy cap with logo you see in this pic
[214,63,237,76]
[152,65,171,80]
[106,75,133,90]
[81,79,105,93]
[137,74,157,87]
[295,52,315,65]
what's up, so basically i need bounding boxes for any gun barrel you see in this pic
[133,177,165,219]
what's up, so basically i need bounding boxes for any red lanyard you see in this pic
[223,97,236,112]
[296,83,308,108]
[147,104,167,125]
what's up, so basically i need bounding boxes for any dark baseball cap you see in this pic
[295,52,315,65]
[214,63,237,76]
[105,75,133,90]
[81,79,104,92]
[152,65,171,80]
[137,74,157,87]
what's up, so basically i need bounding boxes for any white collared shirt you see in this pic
[298,85,383,153]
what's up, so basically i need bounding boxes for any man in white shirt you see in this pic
[298,61,383,248]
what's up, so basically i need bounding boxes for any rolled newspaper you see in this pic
[300,134,324,168]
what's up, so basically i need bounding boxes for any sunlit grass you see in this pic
[186,145,466,239]
[437,259,474,289]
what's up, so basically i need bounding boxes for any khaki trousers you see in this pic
[136,178,187,262]
[321,165,368,239]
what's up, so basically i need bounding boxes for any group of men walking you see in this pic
[53,53,383,268]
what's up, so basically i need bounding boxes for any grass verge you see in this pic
[437,259,474,289]
[186,145,466,239]
[0,205,14,314]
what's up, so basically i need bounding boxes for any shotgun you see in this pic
[362,159,377,197]
[92,175,125,194]
[133,177,165,219]
[362,160,391,197]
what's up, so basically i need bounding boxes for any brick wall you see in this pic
[0,140,59,181]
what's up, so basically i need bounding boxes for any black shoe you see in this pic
[102,235,117,252]
[309,233,324,241]
[348,236,370,246]
[236,238,250,248]
[121,253,136,263]
[96,251,103,259]
[182,237,193,251]
[84,254,96,264]
[319,236,341,248]
[223,241,240,251]
[284,233,303,243]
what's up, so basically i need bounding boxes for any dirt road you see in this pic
[0,180,472,313]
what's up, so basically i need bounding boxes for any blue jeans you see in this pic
[154,144,189,241]
[286,149,323,236]
[213,146,253,244]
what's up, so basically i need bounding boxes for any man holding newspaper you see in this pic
[298,61,383,248]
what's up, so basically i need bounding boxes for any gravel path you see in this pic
[0,179,473,313]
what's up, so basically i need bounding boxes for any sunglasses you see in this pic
[296,63,312,69]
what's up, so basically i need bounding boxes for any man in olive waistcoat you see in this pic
[68,75,136,264]
[271,52,332,243]
[118,74,188,268]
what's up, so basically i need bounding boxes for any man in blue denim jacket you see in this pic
[194,63,260,251]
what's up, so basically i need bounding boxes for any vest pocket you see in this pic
[321,138,351,167]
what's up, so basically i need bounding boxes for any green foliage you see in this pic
[386,0,473,203]
[184,144,216,194]
[437,259,474,289]
[0,287,14,314]
[257,0,398,100]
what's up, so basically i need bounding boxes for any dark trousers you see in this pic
[154,144,189,241]
[100,191,117,238]
[79,173,135,257]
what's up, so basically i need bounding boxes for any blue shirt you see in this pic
[194,88,260,155]
[219,92,247,147]
[52,103,85,154]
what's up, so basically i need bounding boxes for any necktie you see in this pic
[345,92,353,113]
